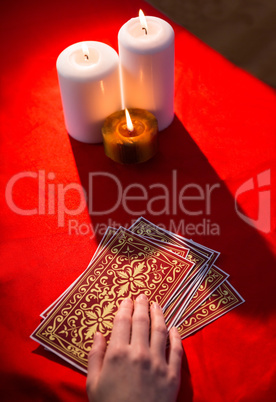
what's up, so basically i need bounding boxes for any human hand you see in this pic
[86,294,183,402]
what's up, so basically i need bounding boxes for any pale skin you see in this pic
[86,294,183,402]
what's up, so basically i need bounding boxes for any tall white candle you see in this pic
[118,14,174,131]
[57,41,121,143]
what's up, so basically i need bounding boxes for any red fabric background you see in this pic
[1,0,275,401]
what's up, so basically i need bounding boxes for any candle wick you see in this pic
[84,54,89,60]
[142,27,148,35]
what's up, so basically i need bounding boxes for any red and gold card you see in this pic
[129,217,188,247]
[32,227,194,373]
[176,237,220,268]
[130,217,219,262]
[177,281,245,339]
[130,217,211,290]
[130,221,244,339]
[130,217,215,268]
[165,265,229,328]
[143,237,189,259]
[32,218,245,374]
[130,218,219,304]
[164,264,210,324]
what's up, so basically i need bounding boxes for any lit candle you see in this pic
[102,108,158,164]
[56,41,121,143]
[118,10,174,131]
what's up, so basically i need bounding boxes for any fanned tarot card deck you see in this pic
[31,217,244,373]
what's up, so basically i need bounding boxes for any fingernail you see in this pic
[94,331,100,341]
[152,302,161,309]
[136,293,147,301]
[121,297,132,305]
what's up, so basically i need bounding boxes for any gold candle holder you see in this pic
[102,108,158,164]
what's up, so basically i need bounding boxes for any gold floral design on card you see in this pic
[32,228,194,372]
[178,281,244,339]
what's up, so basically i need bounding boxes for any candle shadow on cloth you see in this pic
[68,115,275,401]
[68,115,276,320]
[3,370,64,402]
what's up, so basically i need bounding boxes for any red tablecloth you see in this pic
[1,0,276,401]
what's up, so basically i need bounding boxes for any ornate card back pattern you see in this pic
[178,281,245,339]
[165,265,229,328]
[31,227,194,372]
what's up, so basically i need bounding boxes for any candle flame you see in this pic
[125,109,134,132]
[139,9,148,35]
[81,43,89,60]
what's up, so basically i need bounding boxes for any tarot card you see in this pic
[32,227,194,373]
[177,281,245,339]
[165,266,229,328]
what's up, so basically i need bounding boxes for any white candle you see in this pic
[56,41,121,143]
[118,13,174,131]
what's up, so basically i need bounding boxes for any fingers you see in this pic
[87,332,107,386]
[109,298,133,347]
[130,294,150,348]
[168,327,183,378]
[150,302,168,359]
